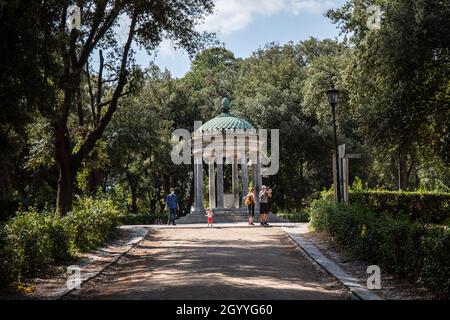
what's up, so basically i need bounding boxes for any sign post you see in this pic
[332,144,361,204]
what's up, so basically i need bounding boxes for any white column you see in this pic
[216,159,224,208]
[194,156,204,213]
[193,158,198,208]
[198,161,204,210]
[209,162,216,208]
[232,158,239,208]
[241,154,248,205]
[253,162,261,214]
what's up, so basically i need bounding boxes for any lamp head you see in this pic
[326,85,339,105]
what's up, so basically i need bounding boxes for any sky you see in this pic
[133,0,347,78]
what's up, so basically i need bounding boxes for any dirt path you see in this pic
[66,227,350,300]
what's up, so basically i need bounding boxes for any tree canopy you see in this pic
[0,0,448,220]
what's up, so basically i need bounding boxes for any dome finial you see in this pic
[221,97,231,113]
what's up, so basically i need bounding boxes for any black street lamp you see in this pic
[326,85,342,203]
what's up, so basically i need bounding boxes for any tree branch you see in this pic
[85,60,96,123]
[77,1,123,69]
[97,90,133,109]
[73,10,138,170]
[96,49,104,123]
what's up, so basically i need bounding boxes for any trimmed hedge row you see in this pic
[309,197,450,299]
[351,191,450,224]
[123,212,168,225]
[277,211,310,223]
[0,196,124,285]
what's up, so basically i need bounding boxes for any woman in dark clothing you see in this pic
[245,187,256,225]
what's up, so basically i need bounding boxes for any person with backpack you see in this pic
[245,187,256,225]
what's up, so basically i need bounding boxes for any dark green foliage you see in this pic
[354,191,450,224]
[309,196,450,298]
[277,211,310,223]
[65,196,124,252]
[1,208,71,280]
[321,189,450,224]
[0,196,123,284]
[124,212,169,225]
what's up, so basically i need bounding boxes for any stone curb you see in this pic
[282,227,382,300]
[55,226,149,300]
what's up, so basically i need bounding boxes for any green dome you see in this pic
[198,98,254,132]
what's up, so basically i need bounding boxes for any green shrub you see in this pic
[351,190,450,224]
[66,196,124,252]
[320,187,450,224]
[309,196,450,298]
[308,196,336,232]
[124,212,168,225]
[0,195,124,284]
[277,211,310,223]
[420,228,450,298]
[1,208,71,280]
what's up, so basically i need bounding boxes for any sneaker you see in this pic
[250,222,255,226]
[264,222,269,226]
[260,222,265,226]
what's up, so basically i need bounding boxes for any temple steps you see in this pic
[176,211,286,224]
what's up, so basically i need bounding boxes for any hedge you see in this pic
[124,212,168,225]
[322,189,450,224]
[0,196,124,285]
[277,211,310,223]
[309,197,450,299]
[351,191,450,224]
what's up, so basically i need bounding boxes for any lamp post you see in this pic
[326,85,342,203]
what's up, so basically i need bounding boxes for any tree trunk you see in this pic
[127,174,139,213]
[130,191,138,213]
[55,123,74,217]
[398,151,409,190]
[53,10,137,216]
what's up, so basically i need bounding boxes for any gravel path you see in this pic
[66,227,350,300]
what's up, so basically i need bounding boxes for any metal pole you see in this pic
[331,103,342,203]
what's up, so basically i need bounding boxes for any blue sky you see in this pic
[134,0,347,78]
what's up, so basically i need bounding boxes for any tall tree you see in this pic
[1,0,215,215]
[328,0,450,189]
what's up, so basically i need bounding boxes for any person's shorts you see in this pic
[260,202,269,214]
[207,217,213,223]
[247,204,255,217]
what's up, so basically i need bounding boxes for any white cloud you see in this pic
[197,0,338,34]
[158,38,177,57]
[155,0,338,57]
[289,0,337,15]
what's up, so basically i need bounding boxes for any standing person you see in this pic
[206,208,214,227]
[259,185,270,227]
[245,187,256,225]
[165,188,179,226]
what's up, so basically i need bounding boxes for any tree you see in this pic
[181,47,240,120]
[233,41,337,209]
[328,0,450,189]
[1,1,215,216]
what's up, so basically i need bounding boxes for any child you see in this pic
[206,208,214,227]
